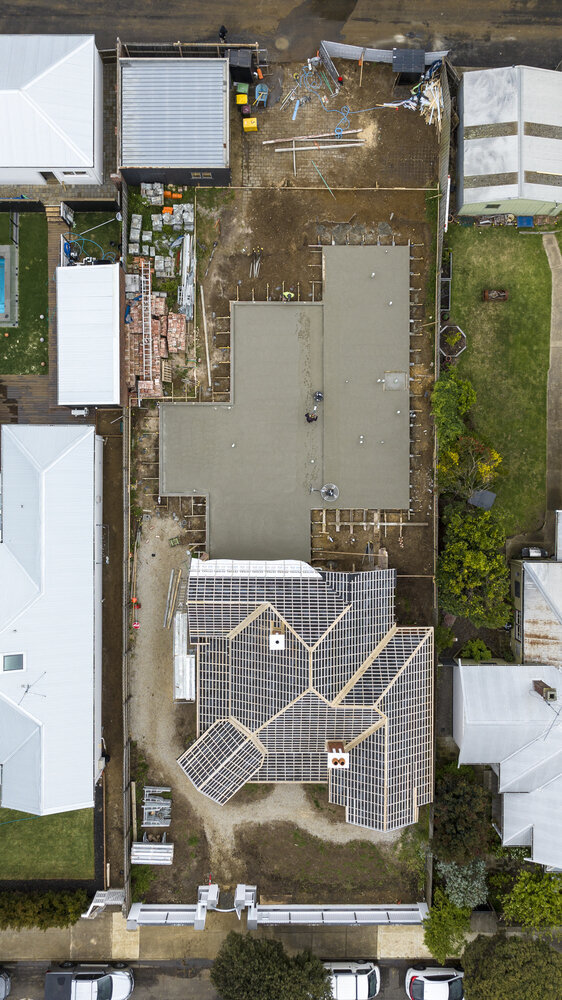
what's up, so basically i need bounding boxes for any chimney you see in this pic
[269,621,285,651]
[533,679,557,702]
[326,739,350,770]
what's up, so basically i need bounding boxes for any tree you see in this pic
[437,859,488,909]
[437,434,502,498]
[502,870,562,931]
[462,933,562,1000]
[210,932,332,1000]
[431,370,476,450]
[0,889,88,930]
[423,889,471,965]
[433,768,492,864]
[460,638,492,661]
[437,507,510,627]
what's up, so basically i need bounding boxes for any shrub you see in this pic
[437,434,502,498]
[0,889,88,930]
[423,889,471,965]
[131,864,157,902]
[437,859,488,909]
[462,934,562,1000]
[431,370,476,450]
[433,768,492,864]
[502,870,562,931]
[211,932,332,1000]
[438,507,510,628]
[459,638,493,661]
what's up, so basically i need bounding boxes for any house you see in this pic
[511,558,562,665]
[0,425,104,815]
[0,35,103,186]
[177,558,434,832]
[56,263,125,406]
[159,245,411,560]
[456,66,562,217]
[453,662,562,868]
[118,56,230,186]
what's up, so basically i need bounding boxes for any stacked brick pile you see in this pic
[167,313,187,353]
[126,287,188,400]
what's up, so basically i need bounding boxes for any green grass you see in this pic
[70,212,122,261]
[0,213,48,375]
[447,225,552,535]
[0,807,94,879]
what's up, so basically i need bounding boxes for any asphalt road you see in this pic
[3,960,422,1000]
[0,0,560,68]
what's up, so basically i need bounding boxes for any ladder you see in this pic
[140,258,152,381]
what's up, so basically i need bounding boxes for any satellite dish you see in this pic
[321,483,339,502]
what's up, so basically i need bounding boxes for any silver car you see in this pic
[0,969,11,1000]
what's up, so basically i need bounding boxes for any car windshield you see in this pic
[367,971,378,998]
[96,977,113,1000]
[410,979,424,1000]
[448,980,463,1000]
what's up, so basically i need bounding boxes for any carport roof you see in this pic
[159,245,410,560]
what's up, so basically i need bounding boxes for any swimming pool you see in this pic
[0,257,4,315]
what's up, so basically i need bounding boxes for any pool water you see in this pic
[0,257,4,315]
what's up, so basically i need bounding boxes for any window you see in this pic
[514,609,522,642]
[202,172,212,179]
[485,203,501,209]
[3,653,24,671]
[514,579,521,598]
[191,172,201,179]
[62,170,88,176]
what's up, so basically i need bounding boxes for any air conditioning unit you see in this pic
[326,739,350,769]
[269,623,285,651]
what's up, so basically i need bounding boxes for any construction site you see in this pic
[123,50,440,905]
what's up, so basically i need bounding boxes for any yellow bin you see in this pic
[235,93,247,105]
[243,117,258,132]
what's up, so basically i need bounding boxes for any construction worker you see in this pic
[283,291,295,301]
[305,412,318,423]
[219,25,228,42]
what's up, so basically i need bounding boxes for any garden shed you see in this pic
[457,66,562,217]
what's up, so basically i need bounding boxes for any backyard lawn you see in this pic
[446,225,552,536]
[70,211,122,261]
[0,212,48,375]
[0,807,94,880]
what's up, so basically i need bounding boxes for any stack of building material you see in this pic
[129,213,142,255]
[167,313,186,353]
[140,182,164,205]
[164,203,194,232]
[154,254,175,278]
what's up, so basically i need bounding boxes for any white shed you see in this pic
[56,263,123,406]
[0,35,103,186]
[0,425,104,815]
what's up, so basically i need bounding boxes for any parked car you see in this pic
[521,546,549,559]
[0,968,11,1000]
[405,967,464,1000]
[324,961,380,999]
[45,966,134,1000]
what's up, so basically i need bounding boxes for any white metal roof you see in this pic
[454,662,562,867]
[0,425,102,814]
[0,35,97,169]
[460,66,562,206]
[56,264,121,406]
[120,58,229,168]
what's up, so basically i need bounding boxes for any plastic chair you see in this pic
[254,83,268,107]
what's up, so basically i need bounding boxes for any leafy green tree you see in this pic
[437,434,502,498]
[437,507,510,627]
[437,859,488,909]
[460,638,493,661]
[502,870,562,930]
[433,768,492,864]
[210,932,332,1000]
[423,889,471,965]
[463,933,562,1000]
[0,889,88,930]
[431,371,476,450]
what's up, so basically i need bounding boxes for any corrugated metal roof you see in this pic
[523,562,562,666]
[0,424,102,814]
[0,35,96,168]
[120,58,229,168]
[56,264,121,406]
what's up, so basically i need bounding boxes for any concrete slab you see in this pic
[160,246,410,560]
[70,910,113,960]
[111,912,140,960]
[0,926,70,961]
[377,925,431,959]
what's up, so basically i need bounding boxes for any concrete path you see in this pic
[543,234,562,514]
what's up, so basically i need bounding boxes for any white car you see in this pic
[324,961,380,999]
[405,967,464,1000]
[45,966,134,1000]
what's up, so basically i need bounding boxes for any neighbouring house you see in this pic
[453,662,562,868]
[511,557,562,665]
[0,35,103,186]
[456,65,562,217]
[118,55,230,186]
[56,263,125,407]
[0,425,104,815]
[159,245,411,560]
[177,558,434,832]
